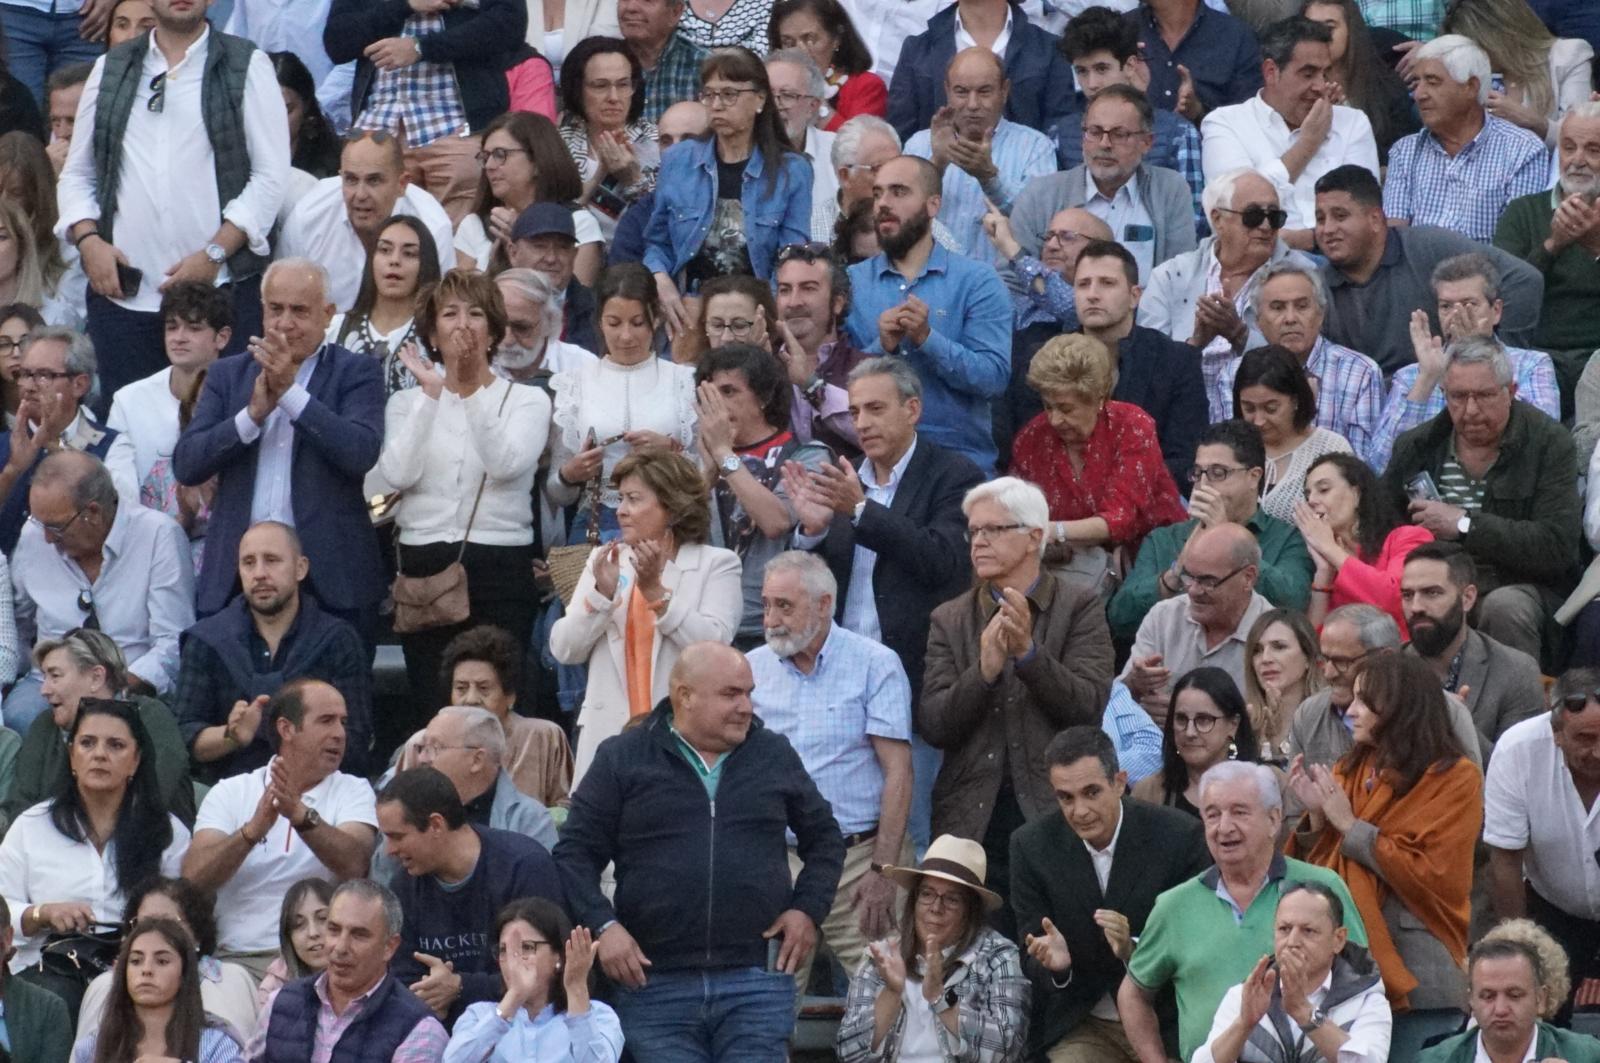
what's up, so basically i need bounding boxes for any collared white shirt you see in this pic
[1193,967,1392,1063]
[1472,1029,1539,1063]
[1485,713,1600,921]
[222,0,355,124]
[1083,806,1125,1021]
[1084,169,1156,281]
[55,26,290,313]
[276,177,455,311]
[11,503,195,691]
[44,406,140,504]
[233,351,321,525]
[0,802,189,972]
[842,436,917,642]
[954,3,1012,56]
[838,0,943,82]
[1200,94,1379,231]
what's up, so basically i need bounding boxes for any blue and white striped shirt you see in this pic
[905,118,1058,267]
[1383,115,1550,242]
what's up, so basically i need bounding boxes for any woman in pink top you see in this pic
[1296,452,1433,635]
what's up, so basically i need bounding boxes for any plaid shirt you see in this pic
[1357,0,1444,40]
[641,32,708,123]
[1011,253,1079,329]
[837,928,1030,1063]
[249,976,448,1063]
[1104,680,1163,785]
[1383,116,1550,242]
[1212,336,1385,463]
[352,12,468,148]
[1368,345,1560,472]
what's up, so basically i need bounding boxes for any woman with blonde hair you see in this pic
[549,449,742,780]
[1010,334,1185,592]
[1441,0,1594,146]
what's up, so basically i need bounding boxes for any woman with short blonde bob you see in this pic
[1010,335,1185,589]
[549,449,742,780]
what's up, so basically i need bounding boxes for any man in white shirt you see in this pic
[8,450,195,734]
[106,281,232,506]
[1194,882,1391,1063]
[765,50,840,242]
[223,0,353,126]
[181,677,379,978]
[276,131,455,311]
[1485,667,1600,1012]
[1200,16,1378,252]
[58,0,289,416]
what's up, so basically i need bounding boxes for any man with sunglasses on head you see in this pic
[1483,666,1600,1016]
[9,450,194,736]
[1110,420,1312,642]
[276,131,455,312]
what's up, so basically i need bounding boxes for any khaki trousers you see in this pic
[1046,1014,1139,1063]
[404,133,482,225]
[786,834,913,1000]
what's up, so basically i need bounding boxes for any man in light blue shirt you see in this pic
[903,48,1056,266]
[748,550,912,987]
[844,155,1011,474]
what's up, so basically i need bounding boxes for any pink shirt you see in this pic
[248,973,448,1063]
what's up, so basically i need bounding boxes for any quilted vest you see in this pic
[263,974,434,1063]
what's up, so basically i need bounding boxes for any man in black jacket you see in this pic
[554,642,844,1062]
[784,356,983,851]
[324,0,526,223]
[1011,726,1208,1061]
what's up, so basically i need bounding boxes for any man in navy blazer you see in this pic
[174,258,385,643]
[1011,726,1209,1061]
[887,0,1077,141]
[787,357,982,848]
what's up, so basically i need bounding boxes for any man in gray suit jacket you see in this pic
[1401,542,1544,760]
[1010,726,1208,1061]
[1008,85,1196,285]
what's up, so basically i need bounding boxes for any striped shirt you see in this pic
[1104,679,1163,784]
[1437,445,1488,510]
[248,976,449,1063]
[1383,115,1550,242]
[1212,336,1384,463]
[1367,345,1559,472]
[1011,253,1079,329]
[352,12,467,149]
[905,118,1058,266]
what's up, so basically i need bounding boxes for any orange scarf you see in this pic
[624,584,657,719]
[1291,753,1482,1009]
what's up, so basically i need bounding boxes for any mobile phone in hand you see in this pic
[115,261,143,298]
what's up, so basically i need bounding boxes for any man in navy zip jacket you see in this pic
[554,642,845,1062]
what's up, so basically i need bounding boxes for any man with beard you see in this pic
[772,243,869,459]
[843,155,1009,473]
[1501,103,1600,435]
[903,48,1055,267]
[766,51,839,242]
[1382,339,1581,664]
[746,550,913,995]
[1400,541,1543,760]
[173,521,374,780]
[1010,85,1196,284]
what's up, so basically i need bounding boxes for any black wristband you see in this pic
[73,229,100,249]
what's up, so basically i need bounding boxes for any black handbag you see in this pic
[37,921,123,989]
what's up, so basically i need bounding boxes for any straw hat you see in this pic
[881,835,1004,911]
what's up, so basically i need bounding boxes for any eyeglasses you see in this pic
[1559,689,1600,714]
[1188,463,1250,484]
[496,940,557,960]
[585,78,634,97]
[15,368,77,384]
[705,317,756,338]
[344,129,399,149]
[1318,647,1375,672]
[475,147,529,166]
[1082,125,1145,144]
[698,87,760,108]
[915,887,966,911]
[773,90,818,107]
[1437,298,1490,316]
[776,241,835,266]
[28,504,91,538]
[779,31,830,50]
[964,522,1026,543]
[1444,388,1508,406]
[1178,563,1249,592]
[0,337,21,355]
[1041,229,1086,246]
[77,588,99,631]
[417,741,479,759]
[1173,711,1224,734]
[1216,205,1289,231]
[147,71,166,114]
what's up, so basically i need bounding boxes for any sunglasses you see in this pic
[1217,205,1289,231]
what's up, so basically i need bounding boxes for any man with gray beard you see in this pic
[745,550,913,988]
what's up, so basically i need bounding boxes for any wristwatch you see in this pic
[204,242,227,265]
[718,453,742,479]
[1456,512,1472,537]
[293,808,323,834]
[1297,1006,1327,1034]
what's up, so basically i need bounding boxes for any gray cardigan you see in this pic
[1009,163,1197,272]
[1135,236,1315,349]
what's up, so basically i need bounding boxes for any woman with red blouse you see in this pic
[768,0,887,130]
[1295,451,1433,635]
[1011,335,1187,590]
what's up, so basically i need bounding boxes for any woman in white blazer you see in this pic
[549,449,742,782]
[526,0,621,76]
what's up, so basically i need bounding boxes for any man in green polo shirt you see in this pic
[1117,761,1367,1062]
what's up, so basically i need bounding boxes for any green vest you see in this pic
[90,28,266,281]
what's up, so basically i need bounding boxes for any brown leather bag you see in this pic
[390,474,488,634]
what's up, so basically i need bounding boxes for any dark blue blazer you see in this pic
[173,343,385,616]
[886,2,1077,141]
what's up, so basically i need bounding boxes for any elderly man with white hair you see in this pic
[921,476,1114,932]
[1117,761,1370,1063]
[766,50,841,242]
[175,257,386,644]
[747,549,913,992]
[1138,167,1315,369]
[1384,34,1548,242]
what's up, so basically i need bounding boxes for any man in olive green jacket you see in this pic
[0,899,72,1063]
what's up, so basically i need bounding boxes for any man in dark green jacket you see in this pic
[1381,337,1581,666]
[1421,935,1600,1062]
[0,899,72,1063]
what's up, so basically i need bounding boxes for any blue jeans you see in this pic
[910,733,942,858]
[0,3,102,105]
[3,674,47,736]
[613,966,795,1063]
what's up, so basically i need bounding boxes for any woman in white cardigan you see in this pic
[549,449,742,782]
[380,270,553,728]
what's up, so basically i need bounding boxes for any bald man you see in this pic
[844,155,1011,474]
[174,258,386,658]
[1120,523,1272,726]
[903,48,1056,268]
[554,641,844,1061]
